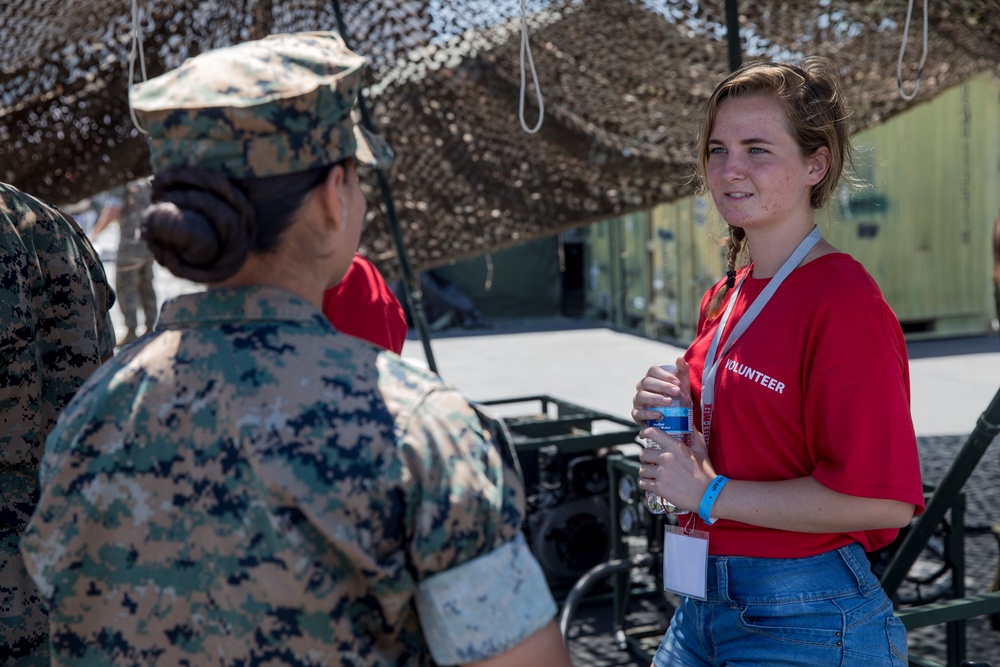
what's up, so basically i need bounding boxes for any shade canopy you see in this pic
[2,0,997,278]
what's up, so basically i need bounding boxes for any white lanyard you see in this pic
[700,227,821,445]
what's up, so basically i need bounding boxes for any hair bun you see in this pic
[142,169,256,282]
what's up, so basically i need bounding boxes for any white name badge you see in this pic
[663,525,710,600]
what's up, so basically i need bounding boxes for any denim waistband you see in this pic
[705,542,878,604]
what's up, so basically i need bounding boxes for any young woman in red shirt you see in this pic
[632,58,924,666]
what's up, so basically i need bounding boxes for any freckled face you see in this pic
[706,94,823,232]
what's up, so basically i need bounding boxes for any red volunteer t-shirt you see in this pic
[323,255,407,354]
[685,253,925,557]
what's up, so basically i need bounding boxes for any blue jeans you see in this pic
[652,543,908,666]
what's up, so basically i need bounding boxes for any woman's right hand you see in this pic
[630,356,691,426]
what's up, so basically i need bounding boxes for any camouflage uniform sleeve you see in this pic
[63,210,116,359]
[394,387,556,664]
[0,185,116,664]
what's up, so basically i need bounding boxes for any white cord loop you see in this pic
[519,0,545,133]
[896,0,928,101]
[129,0,150,135]
[483,253,494,291]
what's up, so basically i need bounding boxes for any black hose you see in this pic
[559,553,654,638]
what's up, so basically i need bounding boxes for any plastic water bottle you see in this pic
[644,365,693,515]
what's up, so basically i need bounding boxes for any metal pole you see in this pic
[331,0,438,373]
[724,0,742,72]
[881,388,1000,595]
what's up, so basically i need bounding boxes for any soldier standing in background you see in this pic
[0,181,115,666]
[90,177,158,345]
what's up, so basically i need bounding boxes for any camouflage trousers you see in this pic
[117,249,157,333]
[0,470,48,667]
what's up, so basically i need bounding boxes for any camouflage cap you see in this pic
[129,31,393,179]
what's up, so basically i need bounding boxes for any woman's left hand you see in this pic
[637,426,715,514]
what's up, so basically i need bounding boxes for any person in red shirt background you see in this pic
[322,253,407,354]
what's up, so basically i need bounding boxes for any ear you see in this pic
[806,146,832,186]
[316,163,350,233]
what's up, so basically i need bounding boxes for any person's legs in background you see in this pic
[138,260,158,334]
[116,262,140,345]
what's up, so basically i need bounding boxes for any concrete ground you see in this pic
[95,227,1000,667]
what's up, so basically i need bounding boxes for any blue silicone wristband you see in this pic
[699,475,730,525]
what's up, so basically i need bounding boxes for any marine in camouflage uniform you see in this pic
[0,182,116,666]
[22,32,563,666]
[92,178,157,344]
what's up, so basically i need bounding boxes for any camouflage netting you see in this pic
[2,0,998,278]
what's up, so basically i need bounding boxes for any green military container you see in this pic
[584,218,616,323]
[584,211,653,333]
[648,195,727,343]
[619,210,652,331]
[432,235,562,319]
[824,70,1000,337]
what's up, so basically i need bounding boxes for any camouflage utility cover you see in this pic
[23,285,555,666]
[0,182,115,665]
[130,31,393,179]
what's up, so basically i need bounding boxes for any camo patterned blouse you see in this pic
[24,285,555,666]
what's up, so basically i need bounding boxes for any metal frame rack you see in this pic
[475,395,642,604]
[478,395,640,457]
[884,389,1000,666]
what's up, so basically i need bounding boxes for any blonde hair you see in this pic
[700,57,855,318]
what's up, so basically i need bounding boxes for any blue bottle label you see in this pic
[647,406,693,433]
